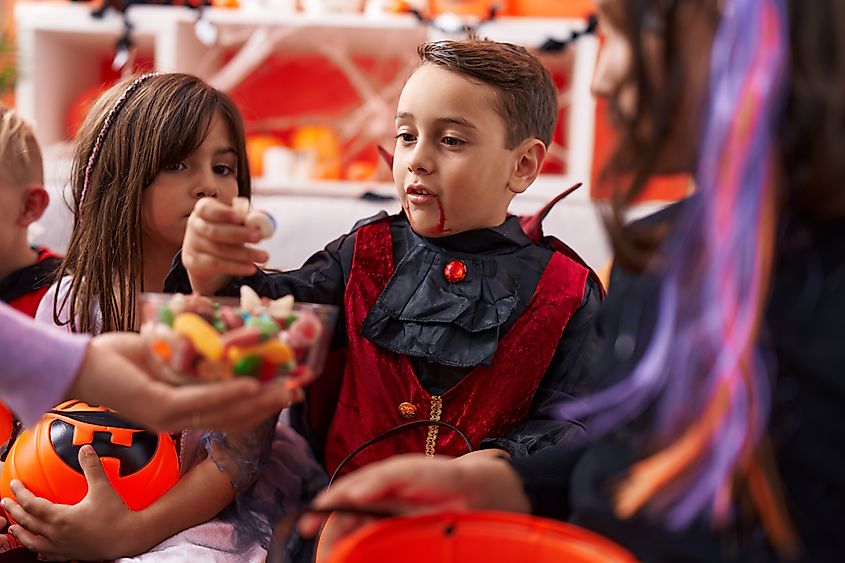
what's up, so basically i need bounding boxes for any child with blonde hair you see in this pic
[0,106,60,317]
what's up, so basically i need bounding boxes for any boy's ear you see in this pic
[18,185,49,226]
[508,139,546,195]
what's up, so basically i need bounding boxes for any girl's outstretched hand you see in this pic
[2,447,141,561]
[70,332,303,434]
[182,197,269,295]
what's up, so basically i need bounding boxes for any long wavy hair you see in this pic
[54,73,251,334]
[559,0,844,555]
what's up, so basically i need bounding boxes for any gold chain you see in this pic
[425,395,443,457]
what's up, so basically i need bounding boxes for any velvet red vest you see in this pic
[324,219,589,476]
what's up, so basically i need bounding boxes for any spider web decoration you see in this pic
[197,16,581,183]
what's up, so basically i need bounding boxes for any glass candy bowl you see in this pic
[141,290,336,387]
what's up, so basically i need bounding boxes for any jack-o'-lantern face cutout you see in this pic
[47,401,160,477]
[0,400,179,516]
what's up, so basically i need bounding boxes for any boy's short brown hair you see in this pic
[0,106,43,188]
[418,39,558,148]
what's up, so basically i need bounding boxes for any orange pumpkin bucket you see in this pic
[327,511,638,563]
[0,401,179,522]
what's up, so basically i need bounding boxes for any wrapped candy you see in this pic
[232,196,276,240]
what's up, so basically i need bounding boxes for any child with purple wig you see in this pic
[298,1,845,561]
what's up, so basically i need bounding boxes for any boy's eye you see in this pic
[163,162,186,172]
[442,136,466,147]
[395,132,416,143]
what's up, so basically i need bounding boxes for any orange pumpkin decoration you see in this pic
[0,401,179,519]
[246,133,286,177]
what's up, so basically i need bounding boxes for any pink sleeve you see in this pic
[0,302,90,427]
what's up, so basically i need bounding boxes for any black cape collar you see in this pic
[361,215,530,368]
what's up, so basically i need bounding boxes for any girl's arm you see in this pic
[128,456,237,554]
[3,446,239,560]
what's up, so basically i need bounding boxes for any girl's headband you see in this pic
[81,72,161,203]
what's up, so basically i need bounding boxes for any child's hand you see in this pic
[182,197,270,295]
[1,446,142,560]
[297,453,529,558]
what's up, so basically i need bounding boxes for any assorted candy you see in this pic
[142,287,334,386]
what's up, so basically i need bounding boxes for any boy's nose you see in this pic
[407,145,433,175]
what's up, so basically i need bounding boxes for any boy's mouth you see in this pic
[405,184,437,205]
[406,184,433,195]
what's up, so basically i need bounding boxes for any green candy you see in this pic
[245,316,280,339]
[233,355,262,376]
[157,306,175,327]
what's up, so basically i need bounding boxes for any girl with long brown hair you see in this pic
[18,73,321,562]
[36,72,251,334]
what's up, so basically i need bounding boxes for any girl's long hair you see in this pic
[564,0,806,553]
[54,73,251,334]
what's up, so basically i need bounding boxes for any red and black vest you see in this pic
[323,219,589,477]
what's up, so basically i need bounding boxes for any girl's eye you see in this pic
[214,164,235,176]
[442,136,466,147]
[395,132,416,143]
[163,162,186,172]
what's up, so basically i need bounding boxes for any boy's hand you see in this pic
[2,447,141,560]
[182,198,269,295]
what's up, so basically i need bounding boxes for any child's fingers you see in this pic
[298,512,326,537]
[196,388,289,431]
[8,481,56,521]
[188,215,262,246]
[1,501,49,537]
[193,239,269,266]
[7,525,49,554]
[184,250,262,278]
[191,197,241,224]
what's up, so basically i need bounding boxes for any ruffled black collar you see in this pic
[362,216,541,368]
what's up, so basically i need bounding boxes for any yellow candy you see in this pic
[173,312,223,362]
[259,340,294,364]
[228,340,293,365]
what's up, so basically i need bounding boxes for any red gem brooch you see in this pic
[443,260,467,283]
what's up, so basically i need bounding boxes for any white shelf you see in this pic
[17,2,598,201]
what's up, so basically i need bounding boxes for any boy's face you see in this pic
[393,64,524,236]
[141,112,239,256]
[0,139,45,263]
[0,180,23,260]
